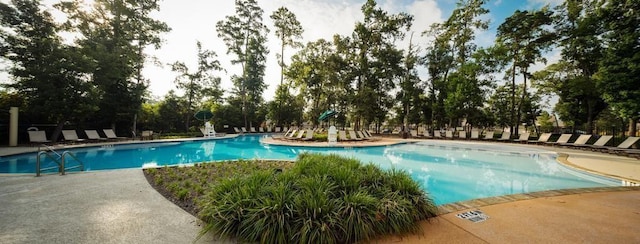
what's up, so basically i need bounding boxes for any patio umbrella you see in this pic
[194,110,213,121]
[318,109,338,122]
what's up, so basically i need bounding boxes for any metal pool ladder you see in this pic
[36,144,84,176]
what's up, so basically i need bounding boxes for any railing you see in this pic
[36,145,84,176]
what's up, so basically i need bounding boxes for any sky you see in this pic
[1,0,563,103]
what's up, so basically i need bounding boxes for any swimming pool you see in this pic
[0,135,619,205]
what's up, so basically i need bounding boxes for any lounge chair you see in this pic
[266,127,272,133]
[349,130,362,141]
[28,131,51,144]
[141,130,154,140]
[528,133,552,144]
[575,135,613,150]
[301,130,314,141]
[285,129,298,139]
[258,127,264,133]
[559,134,591,148]
[275,127,281,133]
[512,133,530,143]
[62,130,86,143]
[282,128,293,137]
[410,130,418,138]
[103,129,127,141]
[458,131,467,140]
[293,130,305,140]
[605,137,640,154]
[470,131,479,140]
[545,134,572,146]
[233,127,241,133]
[482,131,495,140]
[250,127,256,133]
[497,132,511,142]
[445,131,453,139]
[357,131,369,140]
[434,131,443,139]
[241,127,247,133]
[338,130,349,141]
[283,129,294,138]
[85,130,108,142]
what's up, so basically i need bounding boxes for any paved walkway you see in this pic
[1,136,639,243]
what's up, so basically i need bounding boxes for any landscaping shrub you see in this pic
[197,153,437,243]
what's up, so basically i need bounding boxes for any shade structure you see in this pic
[318,109,338,122]
[194,110,213,121]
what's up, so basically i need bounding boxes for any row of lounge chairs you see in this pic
[28,129,128,145]
[277,129,373,142]
[414,129,639,158]
[233,126,285,133]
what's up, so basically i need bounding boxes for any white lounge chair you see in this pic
[445,131,453,139]
[470,131,479,140]
[62,130,86,143]
[545,134,572,146]
[482,131,495,140]
[497,132,511,142]
[141,130,154,140]
[28,131,51,144]
[458,131,467,140]
[357,131,369,140]
[103,129,126,141]
[559,134,591,147]
[529,133,552,144]
[338,130,349,141]
[349,130,362,141]
[512,133,530,143]
[85,130,108,141]
[575,135,613,150]
[301,130,314,141]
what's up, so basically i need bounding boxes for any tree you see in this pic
[0,0,98,142]
[57,0,170,132]
[533,61,606,133]
[396,33,425,133]
[540,0,605,134]
[423,0,490,129]
[347,0,413,131]
[287,39,335,125]
[269,7,303,125]
[216,0,269,129]
[596,0,640,136]
[495,7,555,135]
[170,41,223,131]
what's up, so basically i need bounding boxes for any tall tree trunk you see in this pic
[510,60,517,137]
[629,118,637,137]
[51,121,65,143]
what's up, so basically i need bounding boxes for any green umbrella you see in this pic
[318,109,338,122]
[194,110,213,121]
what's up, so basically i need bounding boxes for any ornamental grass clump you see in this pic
[197,153,438,243]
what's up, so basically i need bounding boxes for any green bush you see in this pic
[313,133,328,141]
[197,153,437,243]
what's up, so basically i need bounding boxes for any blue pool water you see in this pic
[0,135,619,205]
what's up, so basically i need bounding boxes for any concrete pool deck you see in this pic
[1,135,639,243]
